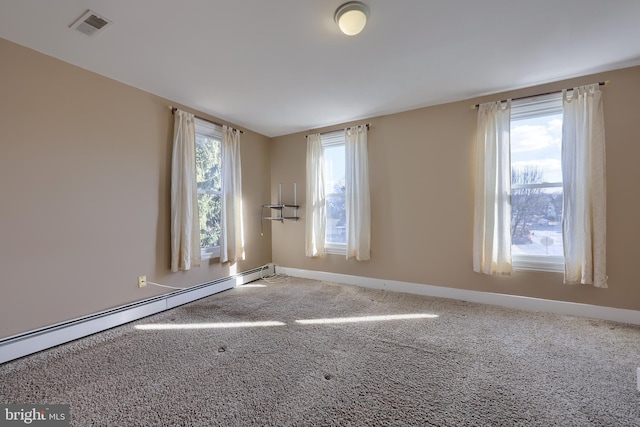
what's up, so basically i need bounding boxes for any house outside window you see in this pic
[195,118,222,259]
[510,93,564,272]
[322,131,346,254]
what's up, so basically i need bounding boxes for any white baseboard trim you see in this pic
[278,267,640,326]
[0,265,273,365]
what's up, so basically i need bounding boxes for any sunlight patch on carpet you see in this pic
[135,321,286,330]
[295,313,438,325]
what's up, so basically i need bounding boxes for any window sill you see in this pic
[512,255,563,273]
[325,243,346,256]
[201,246,220,260]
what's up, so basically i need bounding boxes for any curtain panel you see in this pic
[220,125,245,264]
[345,125,371,261]
[562,84,607,287]
[305,133,326,257]
[473,100,512,275]
[171,109,201,272]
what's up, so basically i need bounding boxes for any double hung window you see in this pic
[194,118,222,259]
[510,94,564,272]
[322,131,346,254]
[475,84,605,283]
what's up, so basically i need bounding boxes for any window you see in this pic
[510,94,564,272]
[322,131,346,254]
[475,84,605,280]
[195,118,222,259]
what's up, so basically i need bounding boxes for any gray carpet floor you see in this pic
[1,277,640,426]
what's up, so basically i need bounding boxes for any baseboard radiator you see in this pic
[0,265,273,365]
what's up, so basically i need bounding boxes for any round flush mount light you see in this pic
[334,1,369,36]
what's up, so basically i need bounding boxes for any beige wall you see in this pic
[2,36,638,342]
[271,66,640,311]
[0,38,272,339]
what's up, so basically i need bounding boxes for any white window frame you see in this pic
[321,131,346,255]
[510,94,564,273]
[195,118,222,260]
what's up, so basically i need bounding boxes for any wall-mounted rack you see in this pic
[261,183,298,235]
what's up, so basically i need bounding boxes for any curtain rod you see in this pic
[305,123,370,138]
[471,81,610,109]
[169,106,244,134]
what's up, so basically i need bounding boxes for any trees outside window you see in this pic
[511,166,562,250]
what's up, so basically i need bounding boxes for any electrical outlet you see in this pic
[138,275,147,288]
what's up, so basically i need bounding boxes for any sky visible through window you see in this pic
[324,145,345,193]
[511,113,562,185]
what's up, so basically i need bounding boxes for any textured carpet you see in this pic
[1,278,640,426]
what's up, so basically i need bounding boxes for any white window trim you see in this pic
[512,182,562,190]
[325,243,346,256]
[201,246,221,260]
[512,254,564,273]
[322,130,347,255]
[510,93,564,273]
[195,118,223,259]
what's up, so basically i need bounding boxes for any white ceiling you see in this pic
[1,1,640,137]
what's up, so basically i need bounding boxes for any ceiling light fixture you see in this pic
[334,1,369,36]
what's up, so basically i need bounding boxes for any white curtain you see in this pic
[473,100,512,275]
[220,125,245,263]
[305,133,326,257]
[345,125,371,261]
[562,84,607,287]
[171,109,201,272]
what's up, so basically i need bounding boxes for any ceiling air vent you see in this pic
[69,10,112,36]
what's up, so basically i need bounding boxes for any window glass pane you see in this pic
[326,193,346,244]
[323,141,346,245]
[511,188,563,256]
[511,113,563,184]
[195,125,222,250]
[511,110,564,258]
[324,145,345,195]
[195,135,221,193]
[198,193,221,248]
